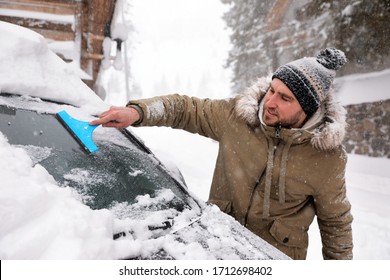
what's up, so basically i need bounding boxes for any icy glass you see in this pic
[0,102,190,211]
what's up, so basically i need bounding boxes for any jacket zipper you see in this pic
[275,124,281,138]
[244,126,281,225]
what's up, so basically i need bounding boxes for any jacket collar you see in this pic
[234,76,347,151]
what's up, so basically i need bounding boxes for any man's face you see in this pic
[262,78,307,129]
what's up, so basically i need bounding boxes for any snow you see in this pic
[0,134,116,259]
[336,68,390,105]
[0,21,106,114]
[0,0,390,261]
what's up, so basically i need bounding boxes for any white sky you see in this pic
[130,0,232,98]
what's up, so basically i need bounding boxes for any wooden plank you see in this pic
[83,0,116,82]
[8,0,76,5]
[32,27,74,41]
[0,0,77,15]
[79,1,90,77]
[83,53,104,60]
[0,15,74,40]
[0,14,73,31]
[1,0,76,6]
[88,0,116,35]
[0,9,75,24]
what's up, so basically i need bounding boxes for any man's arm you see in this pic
[91,94,233,141]
[314,152,353,259]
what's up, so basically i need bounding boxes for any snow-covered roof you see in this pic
[0,21,106,113]
[336,68,390,105]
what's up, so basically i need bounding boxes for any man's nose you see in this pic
[266,94,278,107]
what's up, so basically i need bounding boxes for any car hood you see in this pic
[130,204,291,260]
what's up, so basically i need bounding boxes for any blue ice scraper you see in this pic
[56,110,100,153]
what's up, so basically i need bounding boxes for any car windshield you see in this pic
[0,96,192,213]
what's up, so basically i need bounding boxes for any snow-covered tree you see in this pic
[221,0,275,93]
[221,0,390,93]
[298,0,390,74]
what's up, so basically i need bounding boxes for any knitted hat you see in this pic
[272,48,347,117]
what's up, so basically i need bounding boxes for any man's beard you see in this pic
[263,108,305,129]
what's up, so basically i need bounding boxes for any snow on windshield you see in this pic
[1,132,286,259]
[0,133,115,259]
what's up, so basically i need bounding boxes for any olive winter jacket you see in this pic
[127,77,353,260]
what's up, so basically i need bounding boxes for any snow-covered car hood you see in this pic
[0,134,288,260]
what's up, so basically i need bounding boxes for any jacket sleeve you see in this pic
[313,151,353,260]
[127,94,234,141]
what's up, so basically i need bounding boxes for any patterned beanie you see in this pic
[272,48,347,117]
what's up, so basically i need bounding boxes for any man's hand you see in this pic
[89,106,140,128]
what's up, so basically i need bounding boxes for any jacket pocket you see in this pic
[208,199,232,214]
[269,219,308,248]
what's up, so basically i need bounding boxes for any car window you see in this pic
[0,98,192,213]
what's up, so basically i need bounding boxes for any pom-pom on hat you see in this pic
[272,48,347,117]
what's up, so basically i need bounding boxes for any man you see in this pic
[91,48,353,260]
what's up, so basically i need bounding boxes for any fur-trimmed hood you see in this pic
[234,76,347,151]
